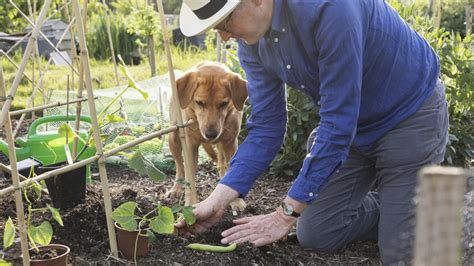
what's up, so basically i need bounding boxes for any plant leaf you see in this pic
[3,217,15,249]
[150,206,174,234]
[118,55,149,101]
[129,151,166,182]
[105,114,125,123]
[47,204,64,226]
[29,221,53,246]
[58,124,86,144]
[181,206,196,226]
[111,202,137,231]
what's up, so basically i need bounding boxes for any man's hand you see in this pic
[175,184,239,234]
[220,207,297,247]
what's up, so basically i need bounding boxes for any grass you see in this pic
[2,46,217,110]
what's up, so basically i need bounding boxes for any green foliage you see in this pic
[2,166,63,252]
[269,89,320,177]
[390,0,474,167]
[128,151,166,182]
[440,1,471,37]
[125,6,160,39]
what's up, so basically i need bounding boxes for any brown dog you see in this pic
[166,62,248,210]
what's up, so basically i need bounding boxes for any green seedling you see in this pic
[186,243,237,253]
[112,201,195,263]
[3,165,64,254]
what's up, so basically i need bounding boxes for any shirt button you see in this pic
[286,64,292,70]
[317,100,321,106]
[309,192,314,197]
[274,37,279,43]
[300,85,305,89]
[282,28,286,32]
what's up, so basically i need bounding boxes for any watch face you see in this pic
[282,203,293,215]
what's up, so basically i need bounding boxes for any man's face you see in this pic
[213,1,267,45]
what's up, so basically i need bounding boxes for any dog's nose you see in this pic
[205,129,218,139]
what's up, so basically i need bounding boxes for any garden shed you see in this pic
[22,19,73,62]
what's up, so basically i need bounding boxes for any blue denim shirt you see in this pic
[220,0,440,203]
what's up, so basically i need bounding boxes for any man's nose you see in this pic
[218,30,232,41]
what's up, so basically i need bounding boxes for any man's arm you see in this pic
[220,41,288,198]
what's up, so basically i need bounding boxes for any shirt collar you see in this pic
[265,0,285,38]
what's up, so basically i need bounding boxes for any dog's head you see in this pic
[176,62,248,141]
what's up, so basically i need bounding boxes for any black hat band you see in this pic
[193,0,228,20]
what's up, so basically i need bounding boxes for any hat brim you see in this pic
[179,1,241,37]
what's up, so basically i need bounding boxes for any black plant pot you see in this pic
[37,162,87,209]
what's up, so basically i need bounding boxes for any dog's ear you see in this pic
[230,74,248,111]
[176,71,199,109]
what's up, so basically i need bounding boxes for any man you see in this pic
[176,0,448,265]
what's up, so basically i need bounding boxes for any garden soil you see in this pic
[0,119,380,265]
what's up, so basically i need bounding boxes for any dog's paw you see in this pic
[162,183,183,199]
[230,198,247,212]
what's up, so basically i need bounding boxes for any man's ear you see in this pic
[229,74,248,111]
[176,71,199,109]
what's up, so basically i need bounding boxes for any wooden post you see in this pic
[72,0,118,257]
[466,5,473,36]
[433,0,443,30]
[1,53,30,266]
[156,0,198,205]
[216,33,222,62]
[413,166,467,266]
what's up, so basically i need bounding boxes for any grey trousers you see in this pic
[297,80,448,265]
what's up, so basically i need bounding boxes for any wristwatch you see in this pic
[281,202,300,218]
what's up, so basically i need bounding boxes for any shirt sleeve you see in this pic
[219,41,287,198]
[288,2,364,203]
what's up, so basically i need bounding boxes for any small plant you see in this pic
[3,166,64,255]
[111,200,195,262]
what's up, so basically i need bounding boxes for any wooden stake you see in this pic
[466,5,473,36]
[155,0,199,205]
[413,166,467,266]
[72,0,118,257]
[0,0,51,127]
[101,0,120,85]
[0,51,30,266]
[9,97,93,117]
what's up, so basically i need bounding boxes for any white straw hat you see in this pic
[179,0,241,37]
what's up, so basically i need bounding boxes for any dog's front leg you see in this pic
[164,131,185,199]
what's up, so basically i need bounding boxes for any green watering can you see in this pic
[0,115,97,181]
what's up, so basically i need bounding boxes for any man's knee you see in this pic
[296,218,348,252]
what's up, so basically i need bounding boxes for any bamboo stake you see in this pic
[0,155,99,198]
[466,5,473,36]
[9,0,79,76]
[156,0,198,205]
[73,0,88,158]
[101,0,120,85]
[0,0,51,128]
[0,163,49,195]
[216,33,222,62]
[72,0,118,257]
[0,59,30,266]
[0,50,44,94]
[434,0,443,30]
[9,97,94,117]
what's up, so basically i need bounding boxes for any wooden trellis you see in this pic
[0,0,196,264]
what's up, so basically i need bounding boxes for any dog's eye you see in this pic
[219,102,229,109]
[195,100,205,107]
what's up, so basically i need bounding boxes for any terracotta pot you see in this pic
[29,244,70,266]
[115,222,150,259]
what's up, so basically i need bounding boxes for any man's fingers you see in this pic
[221,229,255,244]
[252,237,273,247]
[233,215,260,224]
[221,223,250,238]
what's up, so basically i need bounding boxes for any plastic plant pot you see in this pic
[29,244,70,266]
[37,162,87,209]
[115,222,150,260]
